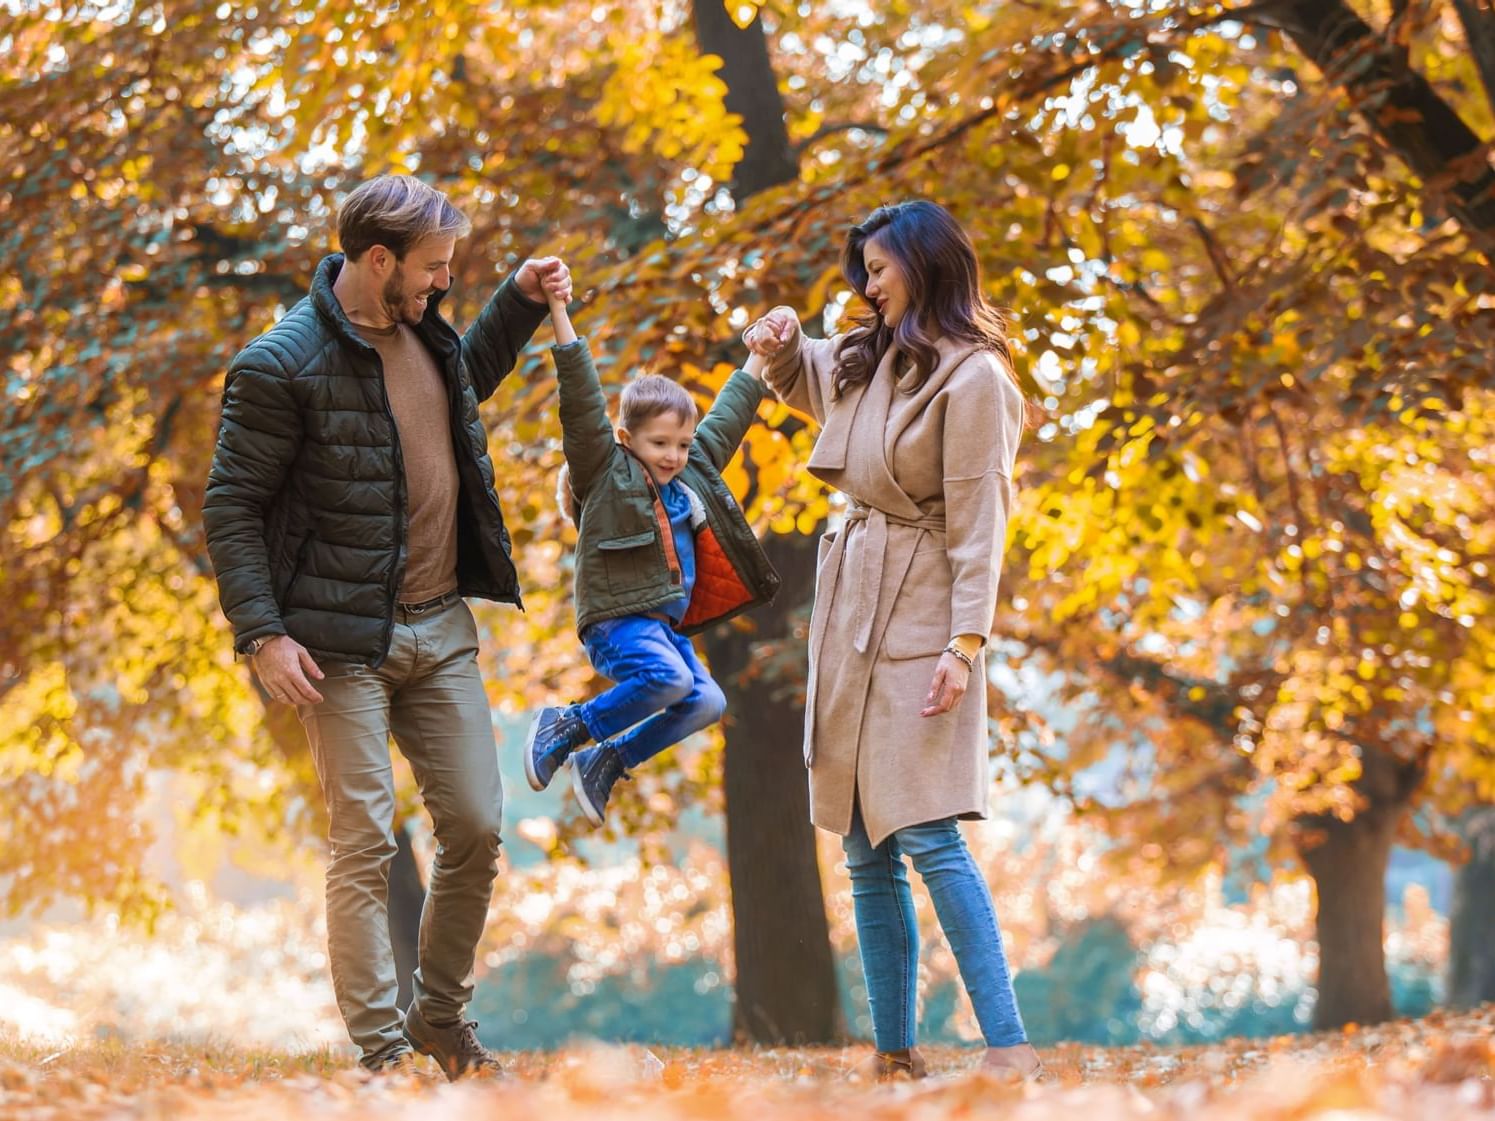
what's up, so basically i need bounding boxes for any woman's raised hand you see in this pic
[743,307,798,357]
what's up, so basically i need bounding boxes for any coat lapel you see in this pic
[808,346,917,513]
[883,336,982,463]
[805,360,873,475]
[854,356,925,519]
[809,338,983,516]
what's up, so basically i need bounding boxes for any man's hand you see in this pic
[516,256,572,306]
[541,264,571,303]
[252,635,325,706]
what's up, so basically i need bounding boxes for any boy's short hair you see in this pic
[336,174,472,261]
[620,374,699,432]
[558,376,699,524]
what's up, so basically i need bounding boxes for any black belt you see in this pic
[397,590,461,614]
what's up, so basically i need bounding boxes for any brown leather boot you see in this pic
[402,1003,504,1081]
[852,1046,929,1081]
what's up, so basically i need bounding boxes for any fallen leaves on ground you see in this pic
[0,1005,1489,1119]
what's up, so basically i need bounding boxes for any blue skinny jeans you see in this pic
[576,615,726,769]
[842,804,1028,1050]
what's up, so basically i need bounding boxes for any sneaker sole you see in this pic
[571,757,606,827]
[521,709,550,793]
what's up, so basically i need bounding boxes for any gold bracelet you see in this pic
[943,643,976,671]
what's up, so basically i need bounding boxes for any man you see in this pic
[203,174,569,1077]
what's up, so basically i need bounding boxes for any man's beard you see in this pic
[381,266,431,326]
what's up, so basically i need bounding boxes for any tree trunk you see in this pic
[691,2,799,198]
[1276,0,1495,242]
[1294,747,1422,1029]
[703,530,843,1043]
[1298,807,1397,1028]
[690,0,842,1044]
[1448,804,1495,1008]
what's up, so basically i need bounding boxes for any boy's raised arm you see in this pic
[549,289,578,346]
[692,350,770,472]
[548,293,615,496]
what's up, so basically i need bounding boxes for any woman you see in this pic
[744,200,1039,1080]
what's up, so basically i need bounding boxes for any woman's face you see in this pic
[863,234,911,329]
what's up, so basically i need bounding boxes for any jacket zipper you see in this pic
[444,358,524,610]
[623,447,682,586]
[368,348,407,666]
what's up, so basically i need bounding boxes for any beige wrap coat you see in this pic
[763,312,1026,848]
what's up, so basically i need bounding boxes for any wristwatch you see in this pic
[243,636,272,656]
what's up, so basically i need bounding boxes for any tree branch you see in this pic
[1388,0,1413,76]
[1266,0,1495,244]
[1190,215,1238,293]
[792,119,889,156]
[1023,629,1254,739]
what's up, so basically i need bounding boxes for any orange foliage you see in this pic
[0,1006,1490,1119]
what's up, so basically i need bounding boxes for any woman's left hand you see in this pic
[921,652,971,717]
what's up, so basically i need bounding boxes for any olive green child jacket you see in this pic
[550,339,780,636]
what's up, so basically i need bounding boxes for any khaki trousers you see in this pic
[297,597,502,1066]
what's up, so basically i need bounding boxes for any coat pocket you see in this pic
[597,530,660,594]
[880,545,952,660]
[279,531,316,606]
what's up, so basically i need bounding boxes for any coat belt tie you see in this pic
[842,502,947,655]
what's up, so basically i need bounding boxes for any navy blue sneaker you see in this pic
[570,743,630,827]
[523,705,592,792]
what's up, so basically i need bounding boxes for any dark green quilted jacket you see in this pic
[203,253,547,666]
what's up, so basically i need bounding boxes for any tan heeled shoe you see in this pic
[980,1043,1047,1082]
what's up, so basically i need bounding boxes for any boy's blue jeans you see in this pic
[576,615,726,769]
[842,804,1028,1051]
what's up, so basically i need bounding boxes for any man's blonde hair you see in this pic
[336,174,472,261]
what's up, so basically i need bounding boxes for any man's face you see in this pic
[381,235,456,325]
[619,412,696,485]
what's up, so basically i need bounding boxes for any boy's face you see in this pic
[618,412,696,485]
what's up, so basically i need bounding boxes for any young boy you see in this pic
[523,289,780,826]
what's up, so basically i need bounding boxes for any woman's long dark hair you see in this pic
[833,201,1029,419]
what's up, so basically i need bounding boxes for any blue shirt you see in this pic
[659,479,697,625]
